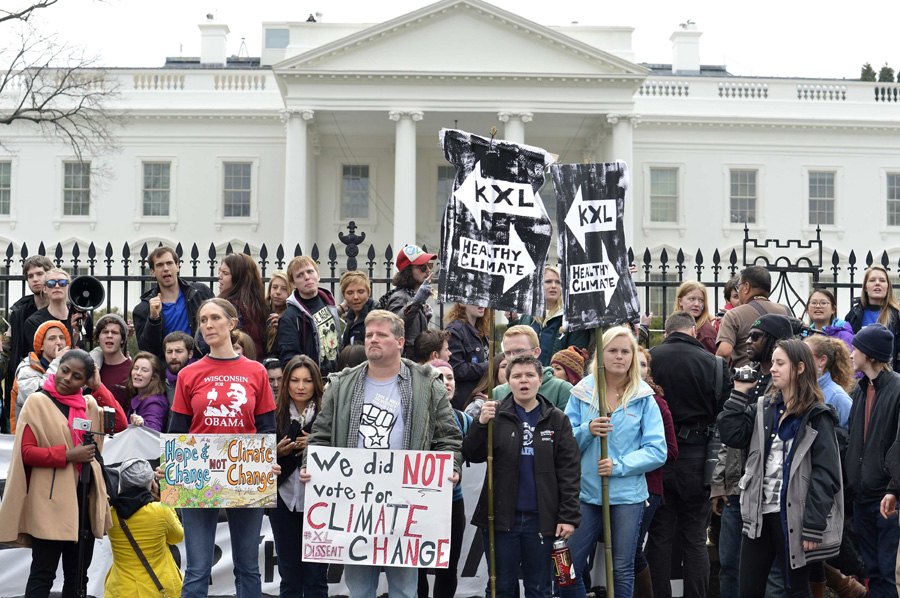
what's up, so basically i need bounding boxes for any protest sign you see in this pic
[303,446,453,568]
[159,433,276,508]
[438,128,554,316]
[551,162,641,331]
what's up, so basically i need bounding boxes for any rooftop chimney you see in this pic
[670,21,701,75]
[199,18,230,66]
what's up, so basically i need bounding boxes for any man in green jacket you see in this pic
[301,309,462,598]
[492,325,573,410]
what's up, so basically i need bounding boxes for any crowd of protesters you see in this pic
[3,245,900,598]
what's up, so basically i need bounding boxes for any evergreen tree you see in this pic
[861,63,877,81]
[878,63,895,82]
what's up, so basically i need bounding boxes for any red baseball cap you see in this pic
[397,244,436,271]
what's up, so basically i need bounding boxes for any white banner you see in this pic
[303,446,454,568]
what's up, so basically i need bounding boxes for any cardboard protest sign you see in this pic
[438,128,554,316]
[551,162,641,331]
[303,446,453,568]
[159,434,276,508]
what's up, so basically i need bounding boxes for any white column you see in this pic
[497,111,532,144]
[389,110,424,254]
[607,113,640,245]
[281,108,314,252]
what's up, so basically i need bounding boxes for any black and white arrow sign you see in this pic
[552,161,641,331]
[438,129,554,316]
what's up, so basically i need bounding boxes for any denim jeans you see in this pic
[853,500,900,598]
[181,507,265,598]
[269,497,329,598]
[560,501,644,598]
[718,496,742,598]
[481,511,553,598]
[634,493,662,573]
[344,563,417,598]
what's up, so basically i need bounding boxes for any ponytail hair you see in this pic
[805,335,855,393]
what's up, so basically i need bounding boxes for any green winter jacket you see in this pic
[304,358,463,473]
[492,366,573,410]
[513,313,590,367]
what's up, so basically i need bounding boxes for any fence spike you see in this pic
[260,244,268,261]
[294,244,302,258]
[72,243,80,258]
[88,242,96,259]
[243,243,250,256]
[367,245,376,260]
[328,244,337,262]
[19,243,28,260]
[712,249,721,264]
[676,249,684,264]
[865,251,874,267]
[6,243,13,260]
[191,243,199,261]
[226,242,234,255]
[54,243,63,261]
[882,251,891,269]
[122,243,131,259]
[38,242,46,256]
[105,243,113,259]
[660,248,669,265]
[208,243,216,261]
[627,247,634,265]
[832,251,840,266]
[848,250,856,266]
[695,249,703,266]
[276,245,284,261]
[311,244,320,262]
[642,248,651,265]
[729,250,738,265]
[385,245,393,263]
[140,243,149,259]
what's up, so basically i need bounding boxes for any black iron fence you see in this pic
[0,224,887,329]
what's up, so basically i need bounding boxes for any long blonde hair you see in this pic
[589,325,642,412]
[532,265,563,327]
[860,266,900,327]
[672,281,712,329]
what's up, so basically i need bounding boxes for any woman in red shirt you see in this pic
[168,298,277,598]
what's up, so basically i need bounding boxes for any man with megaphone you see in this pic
[23,269,92,353]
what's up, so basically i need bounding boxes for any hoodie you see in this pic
[276,288,341,375]
[564,376,667,505]
[492,365,573,410]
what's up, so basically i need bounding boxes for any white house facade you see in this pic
[2,0,900,307]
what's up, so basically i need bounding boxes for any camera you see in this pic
[733,365,760,383]
[73,417,92,432]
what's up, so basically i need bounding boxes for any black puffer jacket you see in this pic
[463,393,581,536]
[845,368,900,503]
[845,298,900,371]
[446,320,488,410]
[377,286,430,360]
[341,298,375,348]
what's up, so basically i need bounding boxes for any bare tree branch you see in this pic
[0,0,59,25]
[0,20,122,167]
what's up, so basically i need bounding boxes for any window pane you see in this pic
[436,165,455,216]
[63,162,90,216]
[142,162,170,216]
[808,172,835,225]
[729,169,757,223]
[888,174,900,226]
[223,162,252,218]
[649,168,677,222]
[341,164,370,219]
[0,162,10,215]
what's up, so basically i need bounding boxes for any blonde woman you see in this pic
[509,265,589,366]
[561,326,667,598]
[264,270,290,357]
[845,265,900,370]
[672,281,717,353]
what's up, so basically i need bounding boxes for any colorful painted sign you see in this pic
[159,433,277,508]
[303,446,454,568]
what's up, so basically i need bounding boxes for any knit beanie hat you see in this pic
[852,323,894,364]
[118,458,154,491]
[94,313,127,343]
[33,320,72,354]
[551,346,588,384]
[750,314,794,341]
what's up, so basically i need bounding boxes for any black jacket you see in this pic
[446,320,488,410]
[23,304,91,350]
[377,286,430,360]
[463,393,581,536]
[7,294,40,380]
[846,369,900,502]
[649,332,733,431]
[845,299,900,371]
[276,288,341,375]
[276,410,318,489]
[133,278,213,360]
[341,297,375,348]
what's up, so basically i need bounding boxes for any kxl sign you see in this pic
[438,129,554,316]
[551,161,641,331]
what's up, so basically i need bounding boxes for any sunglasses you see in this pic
[748,330,764,342]
[45,279,69,288]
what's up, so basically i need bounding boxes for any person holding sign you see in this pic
[464,354,582,598]
[271,355,329,597]
[561,326,667,598]
[300,309,462,598]
[168,298,277,598]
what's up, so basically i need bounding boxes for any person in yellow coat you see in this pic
[105,458,184,597]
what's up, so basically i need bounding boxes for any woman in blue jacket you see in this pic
[561,326,667,598]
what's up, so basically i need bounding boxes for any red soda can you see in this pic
[551,538,576,587]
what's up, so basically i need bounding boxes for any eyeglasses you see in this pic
[45,279,69,288]
[808,301,832,307]
[503,348,531,359]
[747,331,764,342]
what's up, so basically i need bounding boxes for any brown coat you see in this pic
[0,391,111,547]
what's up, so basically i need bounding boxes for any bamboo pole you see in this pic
[486,311,497,598]
[593,327,614,598]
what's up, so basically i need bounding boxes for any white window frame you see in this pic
[641,162,686,236]
[133,157,178,231]
[214,157,259,232]
[881,168,900,239]
[801,166,843,239]
[54,158,97,230]
[722,164,765,237]
[334,158,377,226]
[426,156,451,236]
[0,156,18,228]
